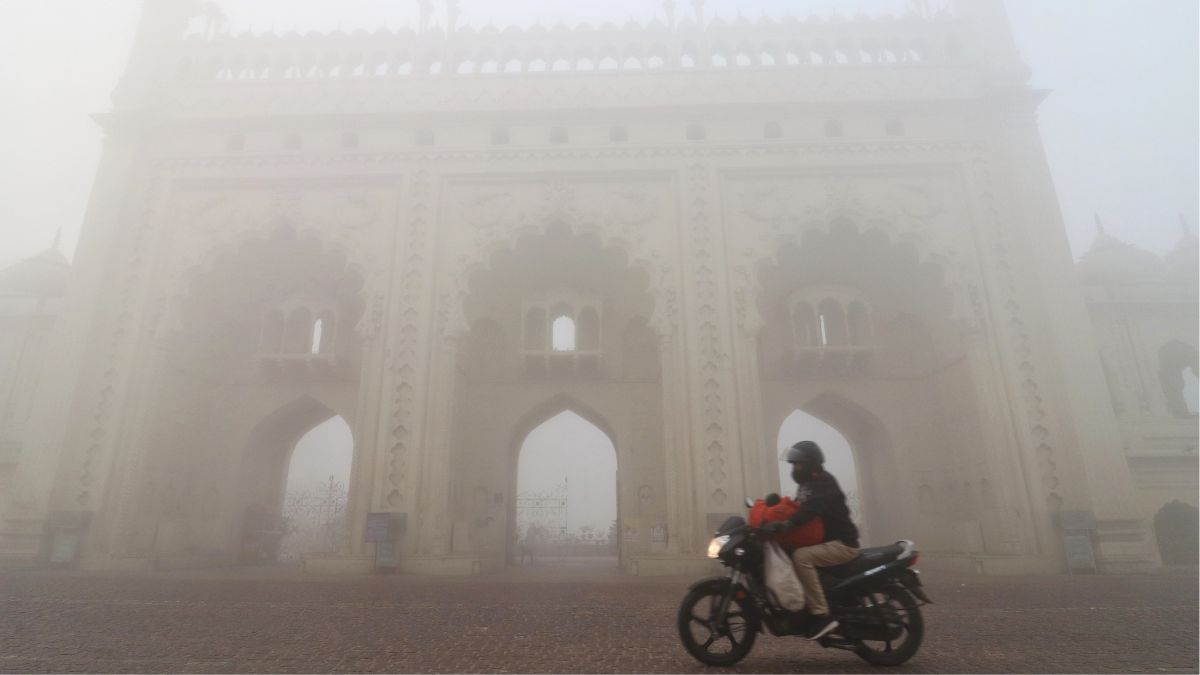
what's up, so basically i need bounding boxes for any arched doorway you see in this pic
[776,409,867,542]
[448,223,665,572]
[235,395,356,563]
[755,220,1005,554]
[127,227,365,563]
[514,410,617,569]
[278,415,353,563]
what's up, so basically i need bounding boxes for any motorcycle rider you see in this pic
[763,440,861,640]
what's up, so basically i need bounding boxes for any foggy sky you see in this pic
[1,0,1196,270]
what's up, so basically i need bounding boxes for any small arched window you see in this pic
[817,298,847,346]
[310,318,324,355]
[314,310,336,354]
[551,314,576,352]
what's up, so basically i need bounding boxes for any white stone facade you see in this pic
[1,0,1191,574]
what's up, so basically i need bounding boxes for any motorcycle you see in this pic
[677,498,932,667]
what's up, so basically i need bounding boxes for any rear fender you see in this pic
[833,559,928,597]
[898,569,933,604]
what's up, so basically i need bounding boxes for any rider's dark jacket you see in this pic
[788,469,860,548]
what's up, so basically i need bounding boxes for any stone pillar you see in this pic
[376,164,439,557]
[99,305,177,562]
[415,326,463,557]
[728,281,773,501]
[990,93,1155,571]
[0,129,148,564]
[961,329,1047,559]
[346,293,390,556]
[679,161,747,545]
[650,320,694,555]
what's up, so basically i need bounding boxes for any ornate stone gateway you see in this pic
[0,0,1185,574]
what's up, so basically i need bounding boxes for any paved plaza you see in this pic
[1,561,1196,674]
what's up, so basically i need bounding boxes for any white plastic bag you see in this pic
[764,541,807,611]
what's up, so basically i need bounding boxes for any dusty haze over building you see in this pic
[0,0,1196,574]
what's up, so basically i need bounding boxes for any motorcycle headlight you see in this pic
[706,535,730,559]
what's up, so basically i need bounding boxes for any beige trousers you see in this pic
[790,541,859,616]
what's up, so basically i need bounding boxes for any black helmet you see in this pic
[785,440,824,466]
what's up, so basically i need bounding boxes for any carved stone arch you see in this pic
[236,393,355,543]
[507,392,618,464]
[788,388,901,540]
[443,187,676,342]
[734,211,974,338]
[164,221,370,341]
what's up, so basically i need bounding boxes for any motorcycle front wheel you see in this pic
[852,586,924,666]
[677,580,758,667]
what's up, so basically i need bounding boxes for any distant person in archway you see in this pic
[520,523,537,565]
[764,440,861,640]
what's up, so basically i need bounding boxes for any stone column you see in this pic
[346,293,389,556]
[373,165,447,562]
[678,160,747,546]
[650,317,695,555]
[415,322,464,557]
[990,93,1155,571]
[100,302,178,561]
[728,279,773,501]
[0,129,148,564]
[961,328,1046,558]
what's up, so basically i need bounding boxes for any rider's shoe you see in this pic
[805,615,839,640]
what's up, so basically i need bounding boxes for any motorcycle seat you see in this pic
[822,543,906,578]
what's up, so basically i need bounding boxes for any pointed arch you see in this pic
[508,392,617,458]
[764,389,900,546]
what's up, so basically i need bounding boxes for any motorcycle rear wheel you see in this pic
[677,581,758,666]
[852,586,924,666]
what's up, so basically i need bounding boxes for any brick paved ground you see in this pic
[1,560,1195,673]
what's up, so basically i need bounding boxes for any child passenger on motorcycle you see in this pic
[762,440,861,640]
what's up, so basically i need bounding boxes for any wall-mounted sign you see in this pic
[365,512,405,543]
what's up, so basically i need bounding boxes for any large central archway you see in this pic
[446,223,665,572]
[513,408,618,569]
[776,408,867,542]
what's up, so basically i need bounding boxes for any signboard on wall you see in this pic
[365,512,405,542]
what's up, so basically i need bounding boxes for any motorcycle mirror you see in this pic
[743,497,755,508]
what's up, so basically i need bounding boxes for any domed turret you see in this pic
[1077,214,1165,286]
[0,245,70,299]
